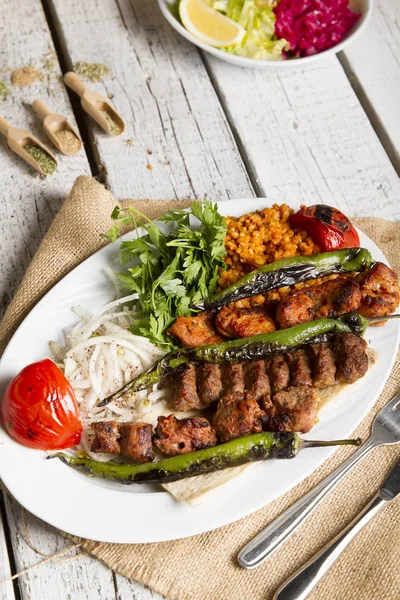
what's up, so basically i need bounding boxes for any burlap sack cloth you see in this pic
[1,176,399,600]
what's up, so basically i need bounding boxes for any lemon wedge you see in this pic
[179,0,246,48]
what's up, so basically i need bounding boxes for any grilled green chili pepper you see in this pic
[193,248,374,310]
[56,432,361,485]
[99,312,368,405]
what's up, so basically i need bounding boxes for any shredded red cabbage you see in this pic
[274,0,361,58]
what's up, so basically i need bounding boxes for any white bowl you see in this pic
[157,0,372,69]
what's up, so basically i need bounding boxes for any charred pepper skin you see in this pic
[56,432,360,485]
[194,248,373,311]
[57,432,297,484]
[289,205,361,251]
[99,312,369,404]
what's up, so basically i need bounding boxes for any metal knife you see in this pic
[273,459,400,600]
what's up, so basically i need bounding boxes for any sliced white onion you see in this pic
[89,345,103,399]
[48,341,67,362]
[49,289,167,462]
[64,357,79,378]
[72,305,92,320]
[70,379,92,390]
[104,266,122,299]
[148,389,167,403]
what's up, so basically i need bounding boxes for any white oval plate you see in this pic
[0,198,398,544]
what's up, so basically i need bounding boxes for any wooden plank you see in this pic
[203,53,400,220]
[340,0,400,173]
[3,495,119,600]
[114,573,163,600]
[0,2,125,599]
[0,0,91,320]
[47,0,254,201]
[0,493,15,600]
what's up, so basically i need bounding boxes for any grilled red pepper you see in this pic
[289,205,360,251]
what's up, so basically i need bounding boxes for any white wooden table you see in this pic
[0,1,399,598]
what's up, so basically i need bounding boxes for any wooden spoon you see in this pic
[32,99,82,155]
[64,72,125,136]
[0,116,58,176]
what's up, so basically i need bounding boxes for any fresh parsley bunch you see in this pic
[103,201,227,350]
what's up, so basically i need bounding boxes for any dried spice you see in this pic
[125,138,134,147]
[99,110,121,136]
[42,51,57,72]
[53,129,82,155]
[25,144,57,175]
[75,62,109,82]
[0,80,9,100]
[11,66,43,86]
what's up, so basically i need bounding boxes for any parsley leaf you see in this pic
[104,201,227,350]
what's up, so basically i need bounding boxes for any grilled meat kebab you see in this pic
[90,333,368,461]
[168,262,399,346]
[167,333,367,412]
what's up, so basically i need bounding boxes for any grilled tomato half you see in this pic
[1,358,82,450]
[290,205,360,251]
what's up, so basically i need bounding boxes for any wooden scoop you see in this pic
[32,99,82,155]
[0,116,58,176]
[64,72,125,136]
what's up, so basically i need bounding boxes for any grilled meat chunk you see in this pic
[169,364,201,411]
[266,355,290,395]
[197,363,222,407]
[358,262,400,318]
[331,280,362,316]
[91,421,121,454]
[91,421,154,462]
[276,278,360,329]
[332,333,368,383]
[167,311,223,348]
[270,386,318,433]
[222,363,245,395]
[309,342,337,387]
[216,305,276,338]
[154,415,217,456]
[244,360,270,401]
[119,422,154,463]
[212,392,264,442]
[276,264,399,329]
[261,395,289,432]
[287,349,313,387]
[275,287,316,330]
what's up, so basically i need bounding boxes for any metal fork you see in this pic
[238,392,400,569]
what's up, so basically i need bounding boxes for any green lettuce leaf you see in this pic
[209,0,288,60]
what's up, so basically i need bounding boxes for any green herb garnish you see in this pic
[75,62,109,82]
[99,110,121,136]
[0,80,9,101]
[25,144,57,176]
[103,201,227,350]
